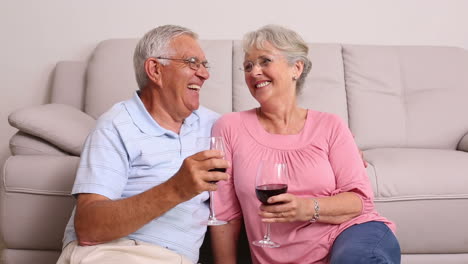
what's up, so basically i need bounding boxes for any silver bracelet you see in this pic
[310,199,320,222]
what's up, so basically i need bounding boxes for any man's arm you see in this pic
[74,150,229,245]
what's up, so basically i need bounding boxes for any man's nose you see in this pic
[196,65,210,80]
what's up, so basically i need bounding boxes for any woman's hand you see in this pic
[258,194,313,223]
[259,192,363,224]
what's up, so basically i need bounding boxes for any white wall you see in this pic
[1,0,468,165]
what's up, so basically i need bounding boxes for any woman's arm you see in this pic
[311,192,362,224]
[210,219,242,264]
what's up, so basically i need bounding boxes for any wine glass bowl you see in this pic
[252,160,288,248]
[255,183,288,204]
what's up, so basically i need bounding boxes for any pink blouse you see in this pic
[212,109,395,264]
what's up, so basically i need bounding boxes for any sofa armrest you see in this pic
[1,155,79,250]
[458,132,468,152]
[8,104,96,156]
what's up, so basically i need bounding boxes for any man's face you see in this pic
[159,35,210,117]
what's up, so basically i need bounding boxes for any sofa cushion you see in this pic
[364,148,468,200]
[401,254,468,264]
[8,104,96,156]
[85,39,233,118]
[366,148,468,254]
[232,41,349,123]
[9,132,69,156]
[376,199,468,254]
[344,45,468,150]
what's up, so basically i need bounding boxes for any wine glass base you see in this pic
[252,239,280,248]
[202,219,227,226]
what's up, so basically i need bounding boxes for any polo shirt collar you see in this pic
[124,91,200,137]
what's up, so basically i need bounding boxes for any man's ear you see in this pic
[145,58,163,85]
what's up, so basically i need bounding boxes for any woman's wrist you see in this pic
[309,199,320,222]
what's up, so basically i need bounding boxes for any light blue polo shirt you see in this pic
[63,91,220,263]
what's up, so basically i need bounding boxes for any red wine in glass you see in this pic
[256,184,288,204]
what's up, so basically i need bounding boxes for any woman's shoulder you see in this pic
[215,112,239,125]
[216,109,255,126]
[308,109,347,128]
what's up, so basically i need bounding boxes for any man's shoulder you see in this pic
[197,106,221,122]
[95,101,129,129]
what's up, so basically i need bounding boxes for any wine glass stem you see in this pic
[264,223,272,241]
[209,191,217,219]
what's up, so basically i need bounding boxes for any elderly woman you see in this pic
[210,25,401,264]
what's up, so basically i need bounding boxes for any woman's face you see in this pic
[243,42,299,106]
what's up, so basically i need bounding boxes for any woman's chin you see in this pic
[253,90,272,104]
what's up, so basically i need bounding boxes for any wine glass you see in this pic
[196,137,228,226]
[253,160,288,248]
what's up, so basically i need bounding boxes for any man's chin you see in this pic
[186,102,200,112]
[192,104,200,111]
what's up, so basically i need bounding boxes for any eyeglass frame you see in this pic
[156,56,210,71]
[240,54,284,73]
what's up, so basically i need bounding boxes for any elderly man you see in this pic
[56,25,229,264]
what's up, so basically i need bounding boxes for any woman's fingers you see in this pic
[265,193,293,205]
[259,194,310,222]
[260,210,295,223]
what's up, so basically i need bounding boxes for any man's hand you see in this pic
[169,150,230,201]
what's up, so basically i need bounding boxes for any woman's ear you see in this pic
[293,60,304,80]
[145,58,162,85]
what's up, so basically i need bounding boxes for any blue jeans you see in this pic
[330,221,401,264]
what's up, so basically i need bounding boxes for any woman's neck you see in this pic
[257,103,307,135]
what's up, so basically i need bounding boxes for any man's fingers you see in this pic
[204,171,229,183]
[191,150,224,161]
[203,158,230,172]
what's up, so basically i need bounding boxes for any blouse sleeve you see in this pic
[327,115,374,214]
[211,114,243,221]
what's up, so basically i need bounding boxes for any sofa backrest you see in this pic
[78,39,349,122]
[343,45,468,150]
[51,39,468,150]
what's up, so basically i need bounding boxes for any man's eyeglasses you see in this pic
[156,56,210,71]
[240,55,279,73]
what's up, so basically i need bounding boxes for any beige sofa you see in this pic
[2,39,468,264]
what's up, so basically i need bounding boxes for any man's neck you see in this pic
[139,89,188,134]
